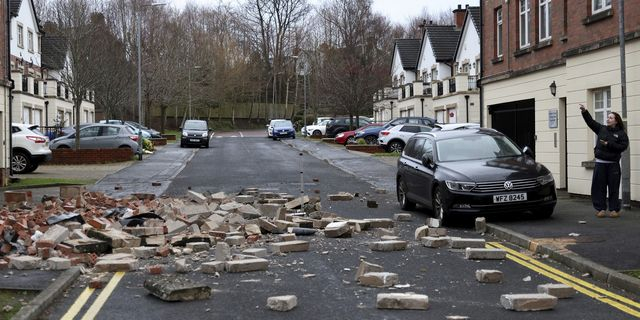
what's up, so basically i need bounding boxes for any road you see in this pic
[44,133,640,319]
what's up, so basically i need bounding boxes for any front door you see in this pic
[489,99,536,157]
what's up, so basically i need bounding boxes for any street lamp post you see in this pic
[420,98,424,117]
[137,2,167,127]
[188,65,202,120]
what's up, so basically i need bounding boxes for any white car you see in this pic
[304,119,333,137]
[12,123,52,174]
[432,123,480,131]
[378,123,433,153]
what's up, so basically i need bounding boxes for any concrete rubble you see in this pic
[266,295,298,311]
[500,293,558,311]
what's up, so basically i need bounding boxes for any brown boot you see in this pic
[609,211,620,218]
[596,210,606,218]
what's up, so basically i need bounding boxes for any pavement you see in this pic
[2,135,640,319]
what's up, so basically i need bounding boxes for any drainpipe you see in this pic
[7,2,13,177]
[479,1,484,127]
[618,0,630,208]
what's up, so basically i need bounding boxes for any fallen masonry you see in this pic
[465,248,507,260]
[369,240,408,252]
[500,293,558,311]
[269,240,310,253]
[537,283,575,299]
[144,276,212,301]
[267,295,297,311]
[358,272,399,288]
[376,293,429,310]
[476,269,503,283]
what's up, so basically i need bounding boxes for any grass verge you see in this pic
[7,178,96,189]
[0,289,39,320]
[622,270,640,280]
[372,152,401,157]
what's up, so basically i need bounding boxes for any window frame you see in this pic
[539,0,551,41]
[496,7,503,57]
[17,24,24,48]
[519,0,531,48]
[591,0,612,15]
[592,87,612,144]
[27,29,34,52]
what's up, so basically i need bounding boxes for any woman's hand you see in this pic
[579,104,586,112]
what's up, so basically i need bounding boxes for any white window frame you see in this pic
[17,24,24,48]
[496,8,503,57]
[592,87,611,144]
[592,0,612,14]
[519,0,531,48]
[539,0,551,41]
[27,30,34,52]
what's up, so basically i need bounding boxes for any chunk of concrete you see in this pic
[465,248,506,260]
[475,217,487,233]
[324,221,351,238]
[237,205,262,219]
[267,295,297,312]
[421,236,451,248]
[278,233,297,242]
[87,229,141,248]
[201,261,225,274]
[215,242,231,261]
[186,242,210,253]
[175,258,190,273]
[394,213,412,221]
[144,276,212,301]
[284,196,309,210]
[359,272,398,288]
[258,219,279,233]
[364,218,395,229]
[369,240,407,252]
[376,293,429,310]
[537,284,575,299]
[132,246,158,259]
[500,293,558,311]
[270,240,309,253]
[476,269,503,283]
[225,236,245,247]
[328,192,354,201]
[449,238,486,249]
[415,226,429,240]
[355,260,384,281]
[42,225,70,246]
[9,256,42,270]
[243,248,268,258]
[426,218,441,228]
[426,227,448,237]
[187,190,208,203]
[94,259,138,272]
[225,258,269,273]
[235,195,255,204]
[46,257,71,270]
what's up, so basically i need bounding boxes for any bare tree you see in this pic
[50,0,99,150]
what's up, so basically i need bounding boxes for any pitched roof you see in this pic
[9,0,22,16]
[425,25,461,62]
[394,39,421,71]
[41,36,68,70]
[468,7,481,37]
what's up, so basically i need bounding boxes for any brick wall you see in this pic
[49,149,134,165]
[482,0,640,82]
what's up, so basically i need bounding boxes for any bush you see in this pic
[143,138,155,151]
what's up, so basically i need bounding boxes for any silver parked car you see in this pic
[49,123,141,152]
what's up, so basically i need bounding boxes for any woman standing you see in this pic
[579,104,629,218]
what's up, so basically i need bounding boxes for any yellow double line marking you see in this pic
[487,242,640,318]
[61,272,125,320]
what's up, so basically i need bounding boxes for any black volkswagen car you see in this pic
[396,128,556,224]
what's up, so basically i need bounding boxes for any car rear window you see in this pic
[274,121,293,128]
[102,126,120,136]
[184,121,207,130]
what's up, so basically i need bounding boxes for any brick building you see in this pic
[481,0,639,200]
[0,0,11,183]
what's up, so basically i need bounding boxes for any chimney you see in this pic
[453,4,465,30]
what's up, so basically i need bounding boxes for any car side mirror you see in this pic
[421,154,435,169]
[523,146,534,158]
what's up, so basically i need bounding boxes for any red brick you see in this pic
[0,243,12,254]
[87,218,110,230]
[36,239,56,249]
[38,247,51,260]
[56,243,73,255]
[247,234,261,244]
[156,246,170,257]
[146,265,164,274]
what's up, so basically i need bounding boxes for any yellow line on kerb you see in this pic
[487,242,640,318]
[61,287,95,320]
[80,272,125,320]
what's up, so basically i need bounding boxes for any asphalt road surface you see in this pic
[44,134,640,319]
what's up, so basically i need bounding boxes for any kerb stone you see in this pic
[449,238,486,249]
[500,293,558,311]
[537,284,575,299]
[324,221,351,238]
[376,293,429,310]
[369,240,407,252]
[355,260,384,281]
[465,248,506,260]
[270,240,309,253]
[225,258,269,273]
[358,272,398,288]
[421,236,451,248]
[475,269,503,283]
[267,295,297,311]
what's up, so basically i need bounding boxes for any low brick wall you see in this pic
[345,145,386,154]
[50,148,134,165]
[309,135,323,140]
[149,138,167,146]
[321,138,336,143]
[162,134,177,141]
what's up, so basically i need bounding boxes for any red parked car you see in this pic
[334,123,383,145]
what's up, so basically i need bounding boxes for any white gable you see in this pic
[455,14,481,75]
[390,46,416,85]
[417,33,450,81]
[11,0,42,67]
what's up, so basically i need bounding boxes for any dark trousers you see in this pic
[591,162,621,212]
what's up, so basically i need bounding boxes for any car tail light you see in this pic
[26,136,46,143]
[380,131,390,136]
[130,135,139,142]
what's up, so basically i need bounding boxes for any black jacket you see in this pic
[582,110,629,162]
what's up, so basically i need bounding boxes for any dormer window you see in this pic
[27,30,34,52]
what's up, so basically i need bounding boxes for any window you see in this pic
[23,107,31,124]
[27,30,33,52]
[462,63,470,74]
[539,0,551,41]
[592,0,611,14]
[33,109,41,126]
[79,126,100,138]
[422,139,434,162]
[17,24,23,48]
[84,110,89,123]
[593,88,611,125]
[404,138,425,159]
[400,125,421,133]
[519,0,531,48]
[496,8,503,57]
[432,68,438,81]
[102,126,120,136]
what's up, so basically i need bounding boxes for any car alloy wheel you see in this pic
[388,141,404,153]
[396,178,416,210]
[433,186,449,224]
[312,130,322,137]
[364,135,377,145]
[11,152,30,174]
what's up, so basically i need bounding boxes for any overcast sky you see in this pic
[168,0,480,25]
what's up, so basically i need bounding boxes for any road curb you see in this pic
[486,223,640,295]
[12,266,82,320]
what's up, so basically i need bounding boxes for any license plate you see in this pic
[189,139,199,142]
[493,193,527,203]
